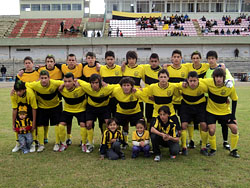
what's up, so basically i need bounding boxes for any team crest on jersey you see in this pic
[73,93,78,98]
[49,88,54,93]
[197,91,202,96]
[181,72,185,77]
[130,95,134,101]
[221,89,226,95]
[115,71,119,76]
[100,93,105,98]
[167,90,172,96]
[134,71,139,76]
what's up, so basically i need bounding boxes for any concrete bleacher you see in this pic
[198,19,250,36]
[0,18,17,38]
[109,20,136,37]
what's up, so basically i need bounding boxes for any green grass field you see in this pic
[0,85,250,188]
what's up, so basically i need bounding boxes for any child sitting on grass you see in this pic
[132,119,150,158]
[14,106,33,154]
[100,118,125,160]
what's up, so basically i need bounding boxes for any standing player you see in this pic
[57,73,87,152]
[26,70,63,152]
[11,80,37,153]
[82,52,100,82]
[204,68,239,157]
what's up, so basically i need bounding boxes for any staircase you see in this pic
[193,19,202,37]
[16,21,28,38]
[37,20,47,38]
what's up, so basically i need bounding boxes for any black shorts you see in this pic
[86,104,111,122]
[145,103,154,121]
[206,112,236,125]
[180,102,206,124]
[108,97,118,117]
[37,104,62,126]
[60,111,86,125]
[115,112,143,127]
[173,104,181,116]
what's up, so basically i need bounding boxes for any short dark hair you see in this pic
[40,70,50,77]
[14,80,26,91]
[191,51,201,59]
[136,119,146,128]
[107,118,118,126]
[187,71,199,79]
[89,74,102,87]
[158,106,171,115]
[206,51,218,59]
[212,68,226,81]
[158,69,169,78]
[64,72,74,80]
[23,56,33,63]
[86,52,96,58]
[172,49,182,57]
[150,53,159,60]
[67,54,76,60]
[105,51,115,59]
[45,54,55,63]
[119,77,135,87]
[126,51,138,62]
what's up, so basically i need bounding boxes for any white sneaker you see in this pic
[29,144,36,153]
[59,144,67,152]
[82,144,87,152]
[53,144,60,152]
[154,155,161,162]
[37,145,45,152]
[86,145,94,153]
[12,144,20,152]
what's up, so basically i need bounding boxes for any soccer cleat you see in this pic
[182,148,188,156]
[188,140,196,149]
[66,139,72,146]
[206,143,211,149]
[223,141,230,150]
[120,153,126,160]
[82,144,87,153]
[23,150,29,154]
[44,139,48,144]
[29,144,36,153]
[230,149,240,158]
[208,149,216,156]
[35,140,39,147]
[200,148,209,156]
[12,144,20,152]
[170,155,176,159]
[154,155,161,162]
[37,145,45,152]
[86,145,94,153]
[53,144,60,152]
[121,142,128,150]
[59,144,67,152]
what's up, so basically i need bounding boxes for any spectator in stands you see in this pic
[60,21,64,32]
[215,29,219,35]
[153,24,158,30]
[212,20,217,26]
[119,31,123,37]
[226,29,231,35]
[108,25,112,37]
[236,29,240,35]
[180,25,184,30]
[92,30,96,37]
[234,48,239,58]
[83,29,88,37]
[205,27,209,34]
[64,28,69,34]
[201,16,206,21]
[70,25,75,33]
[1,65,6,81]
[116,27,119,37]
[220,29,225,35]
[201,26,205,33]
[97,31,101,37]
[76,27,80,33]
[222,15,226,21]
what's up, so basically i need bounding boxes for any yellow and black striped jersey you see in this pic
[38,66,63,80]
[60,86,87,113]
[184,63,210,78]
[100,65,122,84]
[123,64,144,88]
[82,62,99,82]
[15,118,32,134]
[11,88,38,110]
[203,78,238,115]
[16,70,39,83]
[132,130,150,142]
[77,80,116,107]
[61,63,83,79]
[111,86,141,115]
[141,64,161,87]
[152,117,179,137]
[175,81,208,105]
[26,79,64,109]
[101,129,124,149]
[142,83,180,117]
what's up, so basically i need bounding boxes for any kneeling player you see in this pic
[151,106,180,161]
[204,68,239,158]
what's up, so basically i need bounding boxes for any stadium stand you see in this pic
[0,18,17,38]
[109,20,136,37]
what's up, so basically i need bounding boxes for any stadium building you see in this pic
[0,0,249,79]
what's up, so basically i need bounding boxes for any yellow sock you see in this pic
[80,127,87,144]
[87,129,94,145]
[15,132,19,142]
[67,134,72,139]
[44,126,49,139]
[208,134,216,150]
[201,131,208,148]
[230,133,239,151]
[37,126,44,145]
[32,129,37,144]
[55,126,60,144]
[59,124,66,143]
[181,130,187,148]
[187,124,194,141]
